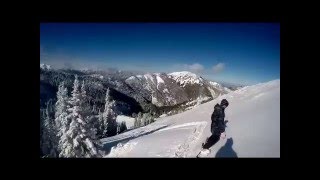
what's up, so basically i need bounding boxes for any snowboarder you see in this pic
[202,99,229,150]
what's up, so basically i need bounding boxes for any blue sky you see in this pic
[40,23,280,85]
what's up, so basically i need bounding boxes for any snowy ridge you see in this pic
[209,81,222,88]
[127,76,136,81]
[156,75,164,85]
[144,74,155,85]
[101,79,280,157]
[40,64,51,70]
[168,71,204,87]
[169,71,198,79]
[168,71,228,98]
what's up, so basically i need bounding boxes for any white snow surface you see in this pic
[209,81,221,88]
[159,114,168,118]
[144,74,154,84]
[156,75,164,84]
[101,79,280,157]
[163,88,169,93]
[169,71,198,79]
[116,115,135,129]
[185,96,211,106]
[168,71,204,87]
[224,87,232,93]
[127,76,136,81]
[156,74,165,90]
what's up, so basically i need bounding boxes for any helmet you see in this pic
[221,99,229,107]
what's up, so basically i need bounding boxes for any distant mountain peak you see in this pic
[40,63,51,70]
[169,71,198,78]
[168,71,204,87]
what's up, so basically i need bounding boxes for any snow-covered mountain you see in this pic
[40,64,232,119]
[169,71,229,99]
[169,71,205,87]
[125,73,188,107]
[101,79,280,157]
[40,63,51,70]
[125,71,229,107]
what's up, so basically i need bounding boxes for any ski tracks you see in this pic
[173,121,207,157]
[105,141,138,157]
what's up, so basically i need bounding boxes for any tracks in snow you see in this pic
[102,121,208,157]
[173,121,207,157]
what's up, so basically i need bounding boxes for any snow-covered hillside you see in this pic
[101,79,280,157]
[125,72,188,107]
[169,71,205,87]
[125,71,229,107]
[169,71,229,98]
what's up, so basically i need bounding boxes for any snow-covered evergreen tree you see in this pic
[142,112,154,126]
[40,109,44,156]
[107,100,118,136]
[41,108,51,157]
[135,112,142,128]
[92,102,97,114]
[55,82,69,140]
[59,75,101,158]
[117,121,127,134]
[97,110,104,138]
[132,112,154,129]
[116,121,127,134]
[80,80,101,152]
[102,88,118,137]
[80,80,91,120]
[141,113,146,126]
[41,103,58,157]
[117,122,120,134]
[134,118,138,128]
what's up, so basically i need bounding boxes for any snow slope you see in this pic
[101,79,280,157]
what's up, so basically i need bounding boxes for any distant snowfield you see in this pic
[116,115,135,130]
[101,80,280,158]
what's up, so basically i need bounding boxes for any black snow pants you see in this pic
[202,134,220,149]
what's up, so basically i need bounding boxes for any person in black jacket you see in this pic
[202,99,229,149]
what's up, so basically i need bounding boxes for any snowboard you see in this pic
[196,120,228,158]
[196,148,211,158]
[196,142,211,158]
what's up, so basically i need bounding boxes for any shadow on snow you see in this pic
[215,137,238,158]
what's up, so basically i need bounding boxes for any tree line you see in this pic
[41,75,121,157]
[40,75,157,158]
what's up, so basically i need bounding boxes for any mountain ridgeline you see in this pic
[40,65,231,117]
